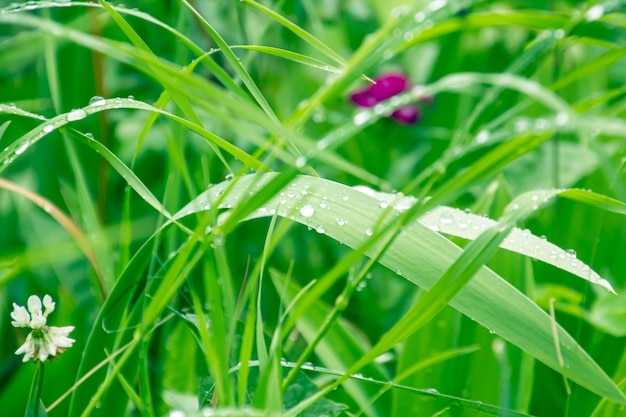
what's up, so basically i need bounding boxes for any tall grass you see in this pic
[1,1,626,416]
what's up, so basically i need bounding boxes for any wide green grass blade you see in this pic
[176,173,626,405]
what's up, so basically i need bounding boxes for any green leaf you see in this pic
[176,174,626,406]
[25,363,47,417]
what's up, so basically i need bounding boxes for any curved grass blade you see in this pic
[355,188,616,293]
[181,0,279,123]
[233,45,342,74]
[0,177,106,297]
[176,173,626,405]
[0,98,265,176]
[242,0,347,67]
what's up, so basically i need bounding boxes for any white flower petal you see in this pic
[12,295,75,363]
[49,326,75,348]
[15,333,35,362]
[43,294,55,317]
[27,295,42,316]
[10,303,31,328]
[30,314,46,330]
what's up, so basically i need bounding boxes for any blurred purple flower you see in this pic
[350,72,430,125]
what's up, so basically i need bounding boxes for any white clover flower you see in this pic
[11,294,75,363]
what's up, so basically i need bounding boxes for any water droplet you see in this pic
[13,141,28,155]
[379,201,389,208]
[67,108,87,121]
[353,111,370,126]
[475,130,489,144]
[356,281,367,292]
[566,249,576,258]
[89,96,106,107]
[428,0,447,11]
[295,156,307,168]
[424,387,439,395]
[373,103,386,115]
[428,224,440,232]
[365,227,373,236]
[554,29,565,40]
[555,112,569,126]
[391,5,409,18]
[315,225,325,234]
[312,108,326,123]
[514,118,530,132]
[337,219,346,226]
[414,11,425,22]
[342,196,349,201]
[319,202,327,208]
[299,204,315,217]
[585,4,604,21]
[316,138,329,150]
[439,212,453,224]
[534,118,550,131]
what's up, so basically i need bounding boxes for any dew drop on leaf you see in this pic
[299,204,315,217]
[89,96,106,107]
[67,108,87,121]
[439,212,453,224]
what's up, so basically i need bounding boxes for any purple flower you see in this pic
[349,72,430,125]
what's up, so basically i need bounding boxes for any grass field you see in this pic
[1,1,626,416]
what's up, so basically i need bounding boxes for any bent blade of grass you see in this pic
[0,121,11,142]
[0,15,385,185]
[355,190,616,293]
[67,129,176,224]
[0,177,106,298]
[176,174,626,405]
[398,10,568,51]
[242,0,347,67]
[451,31,558,146]
[0,99,264,218]
[281,187,609,415]
[181,0,279,123]
[233,45,342,74]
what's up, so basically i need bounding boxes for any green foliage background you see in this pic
[1,1,626,416]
